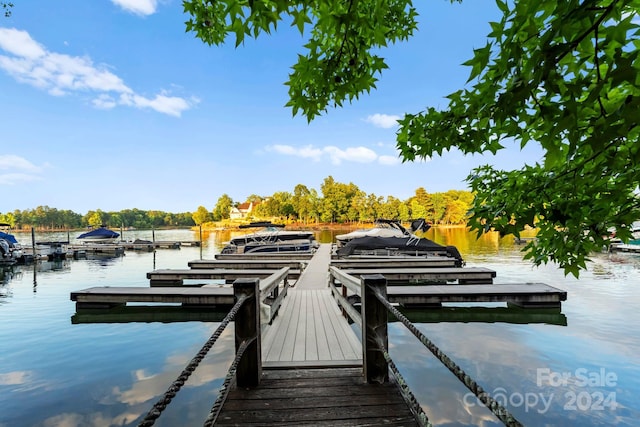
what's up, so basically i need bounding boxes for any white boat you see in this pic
[221,222,319,255]
[35,241,70,260]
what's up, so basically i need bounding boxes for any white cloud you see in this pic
[324,146,377,165]
[365,113,401,129]
[0,154,42,172]
[0,28,195,116]
[267,144,399,166]
[269,144,324,161]
[0,155,45,185]
[378,155,402,165]
[111,0,159,16]
[92,94,117,110]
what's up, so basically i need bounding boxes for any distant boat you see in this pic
[77,226,120,243]
[0,223,23,264]
[221,222,318,255]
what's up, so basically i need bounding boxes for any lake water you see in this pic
[1,228,638,427]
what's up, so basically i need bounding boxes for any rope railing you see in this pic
[373,334,432,427]
[367,283,524,427]
[137,294,248,427]
[202,338,254,427]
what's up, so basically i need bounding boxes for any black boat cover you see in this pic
[336,235,464,266]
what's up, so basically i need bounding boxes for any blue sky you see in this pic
[0,0,543,214]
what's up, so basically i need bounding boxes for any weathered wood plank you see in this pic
[262,291,295,361]
[318,291,361,360]
[276,291,302,362]
[216,368,419,426]
[311,290,332,360]
[292,289,309,361]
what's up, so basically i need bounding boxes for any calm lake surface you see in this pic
[1,227,638,427]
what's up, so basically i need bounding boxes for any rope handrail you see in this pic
[202,338,254,427]
[368,284,524,427]
[137,294,248,427]
[374,334,432,427]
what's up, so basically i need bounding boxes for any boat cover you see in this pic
[336,235,464,265]
[78,228,120,239]
[0,231,18,244]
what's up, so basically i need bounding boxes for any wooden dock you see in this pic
[71,243,567,426]
[70,286,233,309]
[387,283,567,308]
[609,242,640,253]
[147,268,301,286]
[189,259,307,270]
[214,244,419,425]
[215,368,419,426]
[335,266,496,284]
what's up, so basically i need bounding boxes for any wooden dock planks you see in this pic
[262,289,361,367]
[215,368,419,426]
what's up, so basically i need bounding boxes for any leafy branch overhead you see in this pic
[397,0,640,276]
[2,2,13,17]
[183,0,418,120]
[184,0,640,276]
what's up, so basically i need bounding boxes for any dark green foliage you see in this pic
[185,0,640,276]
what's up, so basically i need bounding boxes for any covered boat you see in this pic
[77,226,120,243]
[334,219,464,266]
[221,222,319,254]
[336,219,431,248]
[0,223,23,263]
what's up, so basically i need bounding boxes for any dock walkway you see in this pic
[216,244,419,425]
[216,367,419,426]
[261,244,361,368]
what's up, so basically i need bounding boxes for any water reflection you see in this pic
[397,305,567,326]
[1,227,639,426]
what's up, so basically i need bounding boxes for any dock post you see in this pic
[31,228,36,258]
[233,278,262,388]
[361,274,388,384]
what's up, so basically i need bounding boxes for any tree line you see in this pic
[195,176,473,226]
[0,207,195,230]
[1,177,473,230]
